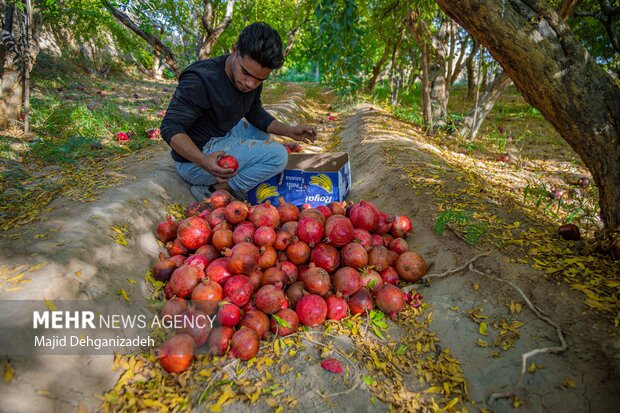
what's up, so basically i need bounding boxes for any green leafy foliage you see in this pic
[434,210,487,246]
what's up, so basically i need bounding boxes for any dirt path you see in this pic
[1,84,618,412]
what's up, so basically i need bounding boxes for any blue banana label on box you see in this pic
[248,153,351,207]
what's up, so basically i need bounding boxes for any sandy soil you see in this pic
[0,83,618,413]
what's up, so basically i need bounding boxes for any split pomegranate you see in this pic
[395,252,427,282]
[177,216,211,250]
[231,327,260,360]
[224,200,248,224]
[375,284,406,319]
[295,294,327,326]
[270,308,299,336]
[158,334,195,373]
[157,216,179,243]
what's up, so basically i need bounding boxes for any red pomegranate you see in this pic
[255,284,286,314]
[168,254,186,267]
[380,267,400,285]
[258,246,278,269]
[375,284,406,319]
[224,200,248,225]
[185,200,210,217]
[295,294,327,326]
[208,207,227,228]
[302,264,331,296]
[254,226,276,247]
[217,302,242,327]
[261,266,288,287]
[153,253,178,282]
[376,212,393,235]
[205,257,232,286]
[207,326,234,356]
[326,294,348,320]
[218,155,239,172]
[396,252,427,282]
[158,334,195,373]
[285,281,305,309]
[209,189,233,209]
[316,205,332,219]
[169,265,204,298]
[247,267,263,292]
[299,208,326,224]
[161,297,188,319]
[212,228,234,251]
[240,310,270,339]
[387,250,399,267]
[184,253,209,270]
[225,242,260,275]
[389,238,408,254]
[390,215,412,238]
[371,234,385,248]
[333,266,363,297]
[348,288,374,315]
[352,229,373,251]
[232,222,255,244]
[167,238,189,257]
[297,216,325,246]
[324,215,354,247]
[277,197,299,223]
[177,309,211,347]
[281,221,298,236]
[348,200,380,232]
[223,275,253,306]
[368,246,390,271]
[157,216,179,243]
[310,243,340,273]
[195,244,220,262]
[279,261,298,283]
[191,279,224,314]
[274,229,294,251]
[231,327,260,360]
[340,242,368,269]
[329,201,346,215]
[361,269,383,293]
[286,240,311,265]
[270,308,299,336]
[252,200,280,228]
[177,216,211,250]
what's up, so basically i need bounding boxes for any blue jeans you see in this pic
[175,119,288,195]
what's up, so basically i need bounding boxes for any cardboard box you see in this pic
[247,152,351,207]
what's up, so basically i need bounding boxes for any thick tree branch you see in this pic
[103,0,180,77]
[557,0,583,19]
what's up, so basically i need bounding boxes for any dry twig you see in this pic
[468,264,568,405]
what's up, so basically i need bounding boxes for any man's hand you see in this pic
[288,124,317,144]
[200,151,237,183]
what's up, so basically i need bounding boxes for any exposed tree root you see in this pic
[468,263,568,405]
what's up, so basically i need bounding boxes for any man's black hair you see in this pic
[236,22,284,70]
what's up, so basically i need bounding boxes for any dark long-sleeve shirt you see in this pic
[160,55,275,163]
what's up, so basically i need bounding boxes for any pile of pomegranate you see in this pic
[153,190,427,373]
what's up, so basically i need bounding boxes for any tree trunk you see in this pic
[366,39,392,93]
[429,18,450,126]
[459,69,511,138]
[103,1,181,78]
[152,52,164,79]
[420,42,432,130]
[0,3,40,130]
[435,0,620,235]
[466,38,479,99]
[198,0,235,60]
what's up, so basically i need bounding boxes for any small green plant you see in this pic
[434,210,488,245]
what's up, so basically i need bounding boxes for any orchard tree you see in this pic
[435,0,620,244]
